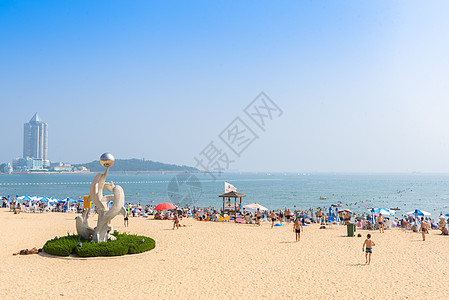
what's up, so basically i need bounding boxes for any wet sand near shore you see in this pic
[1,208,448,299]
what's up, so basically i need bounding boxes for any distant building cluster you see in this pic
[2,113,87,173]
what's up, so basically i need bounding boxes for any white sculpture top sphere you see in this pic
[100,153,115,168]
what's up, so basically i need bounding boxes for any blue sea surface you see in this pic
[0,172,448,216]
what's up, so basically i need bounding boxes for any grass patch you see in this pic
[43,233,155,257]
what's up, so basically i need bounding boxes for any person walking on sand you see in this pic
[270,211,277,228]
[256,208,262,226]
[362,233,376,264]
[173,213,180,230]
[293,218,303,242]
[420,217,427,241]
[377,213,384,233]
[317,209,323,224]
[124,210,129,227]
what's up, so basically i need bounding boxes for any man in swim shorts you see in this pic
[377,213,384,233]
[285,209,291,223]
[270,211,277,228]
[316,209,323,224]
[420,217,427,241]
[293,218,303,242]
[256,208,262,226]
[362,233,376,265]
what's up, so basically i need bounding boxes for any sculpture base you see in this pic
[43,233,156,257]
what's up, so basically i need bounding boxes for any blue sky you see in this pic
[1,1,449,172]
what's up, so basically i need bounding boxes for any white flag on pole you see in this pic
[225,182,237,193]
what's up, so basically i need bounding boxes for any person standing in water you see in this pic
[293,218,303,242]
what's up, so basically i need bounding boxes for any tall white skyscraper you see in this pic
[23,113,49,167]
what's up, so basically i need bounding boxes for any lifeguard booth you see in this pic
[218,191,246,222]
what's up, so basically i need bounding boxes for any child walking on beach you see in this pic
[362,234,376,265]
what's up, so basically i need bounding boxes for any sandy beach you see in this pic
[1,208,448,300]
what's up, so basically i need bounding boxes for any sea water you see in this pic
[0,172,448,216]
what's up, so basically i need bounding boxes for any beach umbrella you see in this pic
[154,202,177,211]
[40,197,50,202]
[243,202,269,211]
[445,213,449,217]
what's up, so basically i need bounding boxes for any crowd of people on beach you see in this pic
[3,195,449,237]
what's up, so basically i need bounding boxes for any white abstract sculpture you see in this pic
[76,153,126,243]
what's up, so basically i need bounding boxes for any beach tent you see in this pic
[18,195,31,201]
[407,209,430,227]
[155,202,176,211]
[371,208,395,216]
[328,207,334,223]
[329,207,339,229]
[243,203,268,211]
[406,209,431,216]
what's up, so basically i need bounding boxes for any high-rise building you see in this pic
[23,113,49,167]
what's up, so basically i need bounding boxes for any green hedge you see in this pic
[43,233,156,257]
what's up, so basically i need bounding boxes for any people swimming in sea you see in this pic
[362,233,376,265]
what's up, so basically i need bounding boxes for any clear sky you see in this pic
[1,1,449,172]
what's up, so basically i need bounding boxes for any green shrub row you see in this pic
[43,233,156,257]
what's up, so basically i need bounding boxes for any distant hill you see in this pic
[75,158,198,172]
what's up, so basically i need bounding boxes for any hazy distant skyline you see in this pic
[1,1,449,172]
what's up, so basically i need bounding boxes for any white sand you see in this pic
[1,208,448,299]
